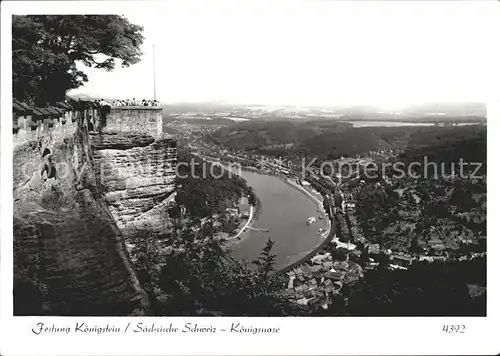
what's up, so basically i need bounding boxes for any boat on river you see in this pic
[306,217,316,225]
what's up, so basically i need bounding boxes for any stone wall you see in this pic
[13,108,100,148]
[91,106,177,237]
[104,106,164,139]
[13,113,76,147]
[13,105,176,238]
[91,134,177,236]
[13,110,151,316]
[12,102,175,315]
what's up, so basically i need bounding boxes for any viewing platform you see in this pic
[105,106,164,138]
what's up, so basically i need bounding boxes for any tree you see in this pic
[12,15,144,105]
[252,239,277,278]
[152,233,294,316]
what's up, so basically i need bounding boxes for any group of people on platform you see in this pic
[109,98,161,107]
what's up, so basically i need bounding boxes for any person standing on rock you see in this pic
[98,99,111,132]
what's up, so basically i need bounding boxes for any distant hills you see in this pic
[161,101,486,121]
[69,93,487,120]
[208,118,486,164]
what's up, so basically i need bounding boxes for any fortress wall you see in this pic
[13,114,78,147]
[90,106,177,237]
[104,106,164,138]
[13,110,151,316]
[12,100,173,316]
[13,106,163,149]
[13,102,176,247]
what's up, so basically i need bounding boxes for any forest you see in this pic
[172,148,257,218]
[209,119,486,165]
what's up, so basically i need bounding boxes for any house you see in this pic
[428,238,444,247]
[430,244,446,255]
[226,207,239,216]
[420,256,447,263]
[391,253,413,268]
[311,254,328,264]
[389,264,408,270]
[293,267,303,276]
[307,278,317,287]
[301,264,312,276]
[308,297,321,305]
[345,200,357,210]
[428,238,446,254]
[304,290,315,298]
[366,261,379,270]
[312,271,323,279]
[239,196,250,216]
[333,261,349,271]
[323,285,336,293]
[324,271,345,281]
[310,265,322,273]
[322,261,334,269]
[296,297,309,305]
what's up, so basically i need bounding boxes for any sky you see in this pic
[66,0,499,106]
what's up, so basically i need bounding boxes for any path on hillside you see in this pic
[232,205,254,239]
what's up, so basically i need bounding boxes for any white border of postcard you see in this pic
[1,1,500,355]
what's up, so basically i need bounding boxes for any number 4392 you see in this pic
[443,325,466,333]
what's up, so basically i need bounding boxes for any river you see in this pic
[347,121,482,127]
[225,169,329,270]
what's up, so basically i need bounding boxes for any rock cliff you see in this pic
[90,132,177,237]
[13,112,152,315]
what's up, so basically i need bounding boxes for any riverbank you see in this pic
[196,156,261,243]
[226,204,254,241]
[272,178,335,276]
[215,157,331,242]
[273,218,335,276]
[282,178,331,240]
[199,154,332,270]
[235,172,336,276]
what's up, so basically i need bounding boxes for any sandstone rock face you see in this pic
[13,117,151,315]
[91,133,177,237]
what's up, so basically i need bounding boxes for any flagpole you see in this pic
[153,44,157,101]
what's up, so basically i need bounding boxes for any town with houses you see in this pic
[171,116,486,311]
